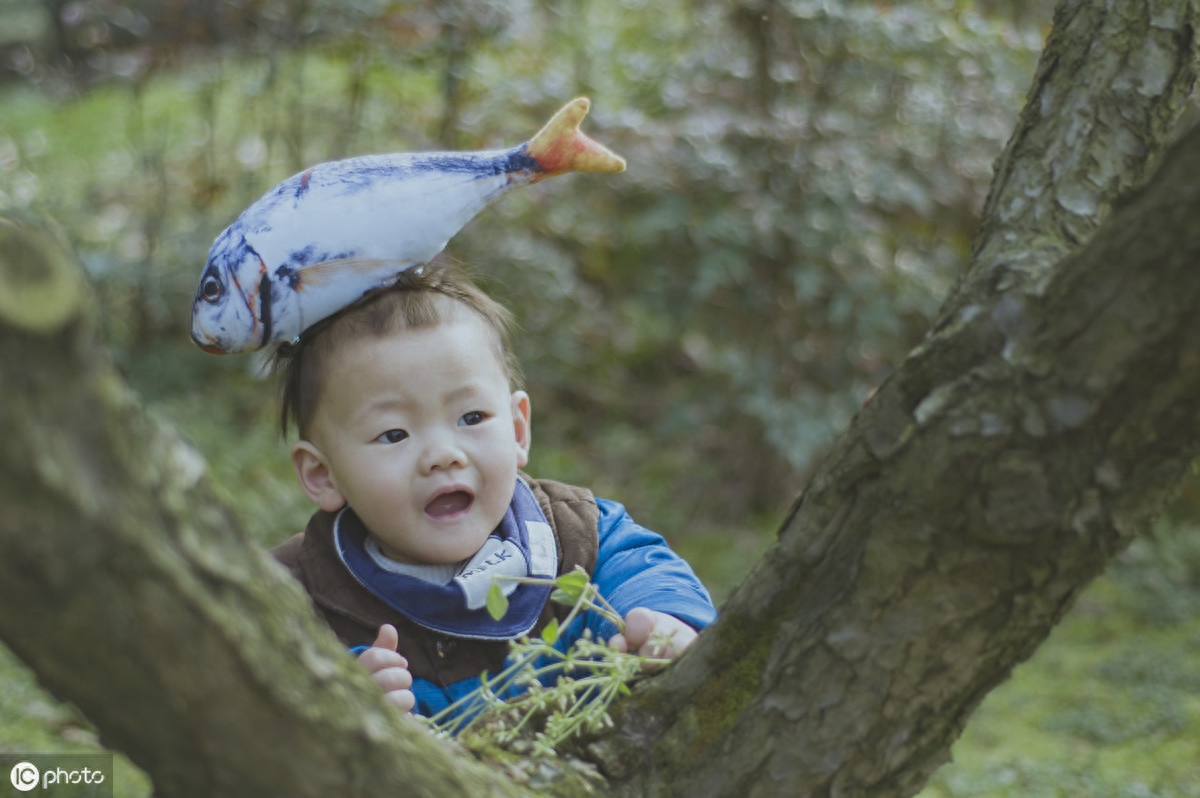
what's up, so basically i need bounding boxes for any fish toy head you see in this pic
[190,226,270,355]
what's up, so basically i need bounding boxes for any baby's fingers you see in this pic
[649,616,698,660]
[621,607,656,651]
[385,688,416,713]
[369,663,414,713]
[357,647,409,675]
[372,664,413,694]
[371,623,399,651]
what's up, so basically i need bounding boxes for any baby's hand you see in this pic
[357,624,415,712]
[609,607,697,668]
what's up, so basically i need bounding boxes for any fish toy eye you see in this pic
[201,275,223,303]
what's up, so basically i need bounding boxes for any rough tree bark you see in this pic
[1,1,1199,797]
[0,217,532,796]
[587,1,1200,795]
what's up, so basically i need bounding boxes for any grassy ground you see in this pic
[0,645,152,797]
[922,571,1200,798]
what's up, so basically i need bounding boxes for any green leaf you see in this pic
[541,618,560,645]
[552,568,590,605]
[486,582,509,621]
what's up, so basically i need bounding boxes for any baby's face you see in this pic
[299,315,530,564]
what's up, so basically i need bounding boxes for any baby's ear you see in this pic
[511,391,532,468]
[291,440,346,512]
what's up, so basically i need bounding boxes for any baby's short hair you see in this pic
[273,264,520,439]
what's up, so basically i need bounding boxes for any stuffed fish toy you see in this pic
[190,97,624,354]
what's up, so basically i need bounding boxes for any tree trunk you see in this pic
[587,2,1200,795]
[2,1,1199,796]
[0,219,530,797]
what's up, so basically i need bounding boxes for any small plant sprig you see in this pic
[420,566,667,756]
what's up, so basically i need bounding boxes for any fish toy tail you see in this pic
[526,97,626,178]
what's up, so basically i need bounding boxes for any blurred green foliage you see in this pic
[0,0,1043,529]
[3,0,1199,795]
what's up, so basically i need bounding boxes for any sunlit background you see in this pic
[1,1,1197,794]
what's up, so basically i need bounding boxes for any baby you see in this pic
[271,266,716,715]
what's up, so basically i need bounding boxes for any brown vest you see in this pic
[271,477,600,686]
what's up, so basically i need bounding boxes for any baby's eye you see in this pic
[459,411,487,427]
[376,429,409,444]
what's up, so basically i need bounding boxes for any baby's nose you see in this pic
[419,435,466,473]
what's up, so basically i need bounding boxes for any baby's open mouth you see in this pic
[425,490,473,518]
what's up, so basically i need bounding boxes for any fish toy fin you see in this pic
[526,97,626,178]
[293,256,415,290]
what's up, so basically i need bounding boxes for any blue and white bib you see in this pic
[333,479,559,640]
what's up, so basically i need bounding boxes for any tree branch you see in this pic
[592,2,1200,795]
[0,221,527,797]
[966,0,1198,295]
